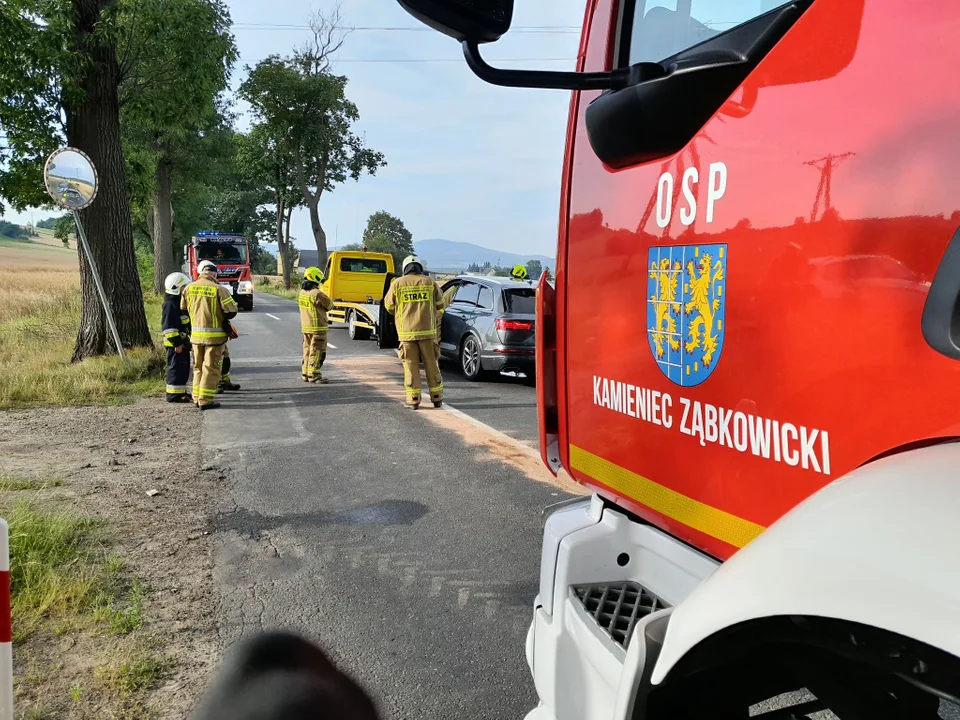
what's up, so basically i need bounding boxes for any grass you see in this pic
[96,650,172,697]
[0,477,63,491]
[0,268,166,408]
[256,275,300,300]
[6,494,172,717]
[8,502,103,643]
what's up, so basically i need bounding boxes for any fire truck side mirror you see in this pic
[395,0,513,44]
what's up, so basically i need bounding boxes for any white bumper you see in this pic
[524,495,718,720]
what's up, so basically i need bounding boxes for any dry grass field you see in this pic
[0,241,163,409]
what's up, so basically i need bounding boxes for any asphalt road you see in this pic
[202,292,568,719]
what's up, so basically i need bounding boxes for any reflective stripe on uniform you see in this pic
[196,387,218,398]
[429,384,443,393]
[166,385,187,394]
[302,325,328,333]
[397,329,437,340]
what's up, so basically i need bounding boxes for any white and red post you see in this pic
[0,518,11,719]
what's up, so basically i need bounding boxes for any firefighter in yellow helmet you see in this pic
[299,266,333,383]
[510,264,528,282]
[181,260,239,410]
[384,255,446,409]
[162,272,192,403]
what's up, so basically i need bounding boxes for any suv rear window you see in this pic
[340,258,387,273]
[503,288,536,314]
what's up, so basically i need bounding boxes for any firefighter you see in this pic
[299,266,333,384]
[384,255,446,409]
[510,264,528,282]
[181,260,238,410]
[162,272,192,403]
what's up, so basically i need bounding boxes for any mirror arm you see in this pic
[462,41,631,91]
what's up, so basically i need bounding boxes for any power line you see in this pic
[233,22,580,34]
[239,57,575,64]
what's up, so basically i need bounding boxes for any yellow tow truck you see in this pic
[319,250,399,346]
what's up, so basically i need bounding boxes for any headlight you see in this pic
[237,281,254,294]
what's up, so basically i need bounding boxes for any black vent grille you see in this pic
[573,582,668,649]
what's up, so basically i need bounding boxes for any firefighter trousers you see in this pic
[165,347,191,401]
[302,332,328,380]
[192,343,225,407]
[400,339,443,406]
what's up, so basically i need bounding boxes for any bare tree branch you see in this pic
[294,2,350,77]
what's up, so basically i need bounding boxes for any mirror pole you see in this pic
[72,211,126,361]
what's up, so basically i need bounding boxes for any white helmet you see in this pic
[164,272,190,296]
[197,260,218,276]
[402,255,424,275]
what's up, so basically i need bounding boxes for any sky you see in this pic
[6,0,584,257]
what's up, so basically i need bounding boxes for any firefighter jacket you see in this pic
[181,278,238,346]
[161,294,191,348]
[384,273,446,341]
[298,281,334,333]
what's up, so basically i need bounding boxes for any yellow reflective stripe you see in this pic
[568,445,765,549]
[188,285,218,298]
[197,388,218,398]
[163,329,180,337]
[192,331,227,339]
[166,385,187,394]
[429,385,443,393]
[398,330,437,340]
[302,325,328,333]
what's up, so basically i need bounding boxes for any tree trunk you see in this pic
[307,197,327,269]
[67,0,152,361]
[275,198,293,289]
[283,204,296,289]
[151,150,176,293]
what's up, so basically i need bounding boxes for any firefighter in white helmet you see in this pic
[162,272,192,403]
[384,255,446,409]
[181,260,238,409]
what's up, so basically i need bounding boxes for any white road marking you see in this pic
[327,343,338,349]
[266,313,280,320]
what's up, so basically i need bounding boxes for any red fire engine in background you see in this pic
[400,0,960,717]
[183,232,255,312]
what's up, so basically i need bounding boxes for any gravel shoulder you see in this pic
[0,399,223,719]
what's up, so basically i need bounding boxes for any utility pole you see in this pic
[804,152,855,222]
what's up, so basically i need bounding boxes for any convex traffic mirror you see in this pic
[43,147,99,210]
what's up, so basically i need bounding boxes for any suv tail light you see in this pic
[496,318,533,332]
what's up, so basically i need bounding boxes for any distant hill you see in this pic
[414,239,554,272]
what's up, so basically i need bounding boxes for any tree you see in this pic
[492,265,511,277]
[36,216,59,230]
[239,8,385,269]
[118,0,236,292]
[525,260,543,279]
[0,0,153,359]
[467,262,482,273]
[362,211,412,267]
[54,215,74,248]
[239,125,302,288]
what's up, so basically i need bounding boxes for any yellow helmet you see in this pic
[511,264,528,281]
[304,266,324,283]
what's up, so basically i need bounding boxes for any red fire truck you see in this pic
[183,232,255,311]
[400,1,960,717]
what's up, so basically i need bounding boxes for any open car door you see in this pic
[377,273,399,349]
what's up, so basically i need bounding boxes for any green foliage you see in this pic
[362,211,413,267]
[0,220,28,239]
[53,215,74,246]
[525,260,543,279]
[35,217,59,230]
[492,265,512,277]
[251,247,277,274]
[239,43,386,255]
